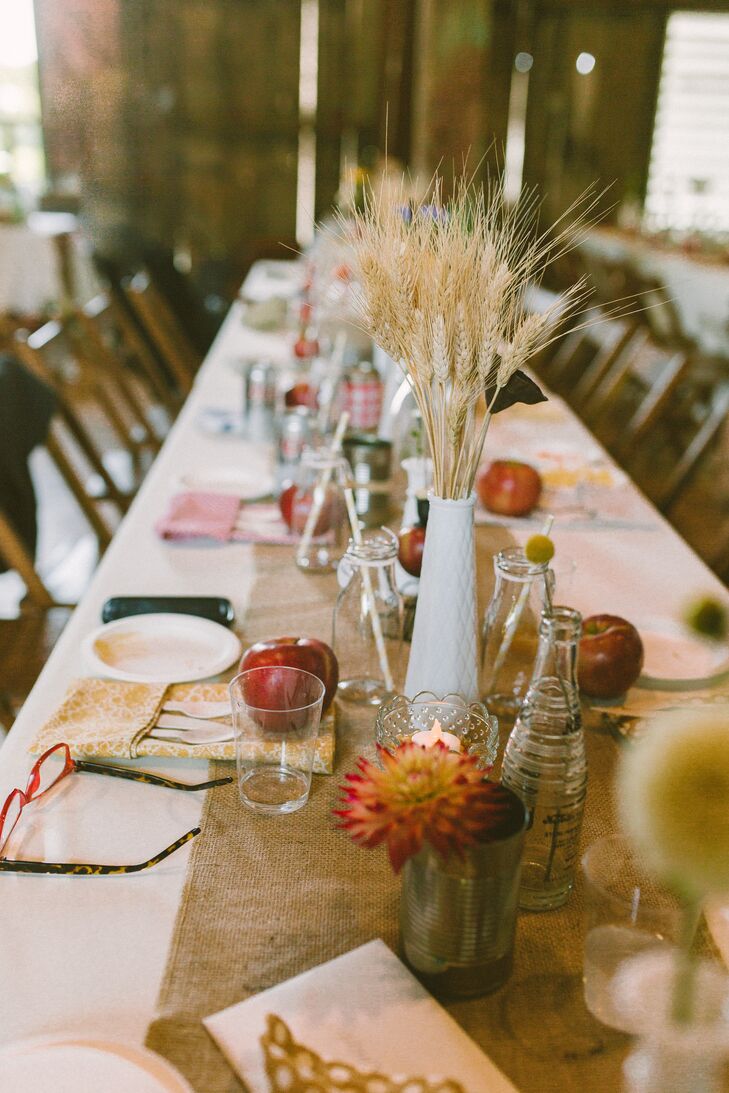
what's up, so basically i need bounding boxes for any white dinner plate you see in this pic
[83,613,242,684]
[636,618,729,689]
[177,465,274,501]
[0,1038,192,1093]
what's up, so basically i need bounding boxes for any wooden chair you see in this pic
[658,381,729,513]
[0,605,74,731]
[69,297,166,457]
[14,322,140,511]
[571,320,643,412]
[122,270,200,397]
[610,348,694,462]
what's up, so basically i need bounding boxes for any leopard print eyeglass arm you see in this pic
[0,826,201,874]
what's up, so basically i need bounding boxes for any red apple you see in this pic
[578,614,644,698]
[293,335,319,359]
[278,484,341,536]
[240,637,339,716]
[398,525,426,577]
[284,382,317,409]
[477,460,542,517]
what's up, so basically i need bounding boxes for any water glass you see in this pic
[581,833,682,1031]
[229,667,325,815]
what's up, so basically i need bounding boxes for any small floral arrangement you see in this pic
[335,741,520,872]
[617,707,729,1022]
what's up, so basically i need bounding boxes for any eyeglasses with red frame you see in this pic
[0,742,232,875]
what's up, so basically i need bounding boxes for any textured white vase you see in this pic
[404,492,479,702]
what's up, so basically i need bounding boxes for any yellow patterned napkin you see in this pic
[30,678,336,773]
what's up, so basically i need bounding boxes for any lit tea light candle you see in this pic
[410,718,462,752]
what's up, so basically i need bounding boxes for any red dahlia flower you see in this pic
[335,742,520,873]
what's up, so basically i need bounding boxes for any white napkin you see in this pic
[203,939,517,1092]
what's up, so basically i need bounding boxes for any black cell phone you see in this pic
[101,596,235,627]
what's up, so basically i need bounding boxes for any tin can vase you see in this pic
[400,785,526,998]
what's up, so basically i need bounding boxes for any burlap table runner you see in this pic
[144,531,710,1092]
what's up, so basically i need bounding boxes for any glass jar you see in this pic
[332,528,403,704]
[501,607,586,911]
[480,547,554,721]
[293,448,350,573]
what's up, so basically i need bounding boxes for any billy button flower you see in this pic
[335,742,523,873]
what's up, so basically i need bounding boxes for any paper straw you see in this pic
[343,486,394,693]
[296,412,349,564]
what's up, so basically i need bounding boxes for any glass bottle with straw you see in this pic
[481,517,555,721]
[294,413,350,573]
[333,528,403,704]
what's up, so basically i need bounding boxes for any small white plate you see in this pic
[636,619,729,689]
[178,465,274,501]
[83,613,241,684]
[0,1038,192,1093]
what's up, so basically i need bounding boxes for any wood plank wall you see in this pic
[33,0,729,297]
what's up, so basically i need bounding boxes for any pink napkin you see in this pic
[155,491,240,541]
[232,502,298,546]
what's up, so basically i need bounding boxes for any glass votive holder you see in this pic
[229,666,325,815]
[375,691,499,772]
[581,833,683,1031]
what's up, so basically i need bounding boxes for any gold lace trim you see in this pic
[261,1013,465,1093]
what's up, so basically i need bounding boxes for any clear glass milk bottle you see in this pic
[481,547,554,720]
[332,529,403,705]
[293,448,350,573]
[501,607,586,911]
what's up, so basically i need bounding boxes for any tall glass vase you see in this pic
[404,493,479,702]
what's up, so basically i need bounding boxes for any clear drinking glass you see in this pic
[480,547,554,720]
[293,448,351,573]
[581,833,683,1032]
[229,666,325,815]
[333,528,403,705]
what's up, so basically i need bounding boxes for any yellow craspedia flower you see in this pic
[617,708,729,899]
[525,534,555,565]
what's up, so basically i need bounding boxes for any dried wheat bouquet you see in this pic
[344,172,591,499]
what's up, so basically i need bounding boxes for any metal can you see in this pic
[276,407,311,465]
[342,434,392,528]
[245,359,277,412]
[341,360,384,432]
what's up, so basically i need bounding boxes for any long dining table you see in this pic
[2,261,729,1092]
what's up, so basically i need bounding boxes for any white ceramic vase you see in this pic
[404,492,479,702]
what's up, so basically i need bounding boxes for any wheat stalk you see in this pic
[341,170,591,499]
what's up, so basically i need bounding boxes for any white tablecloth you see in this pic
[582,227,729,356]
[0,212,101,314]
[1,263,728,1052]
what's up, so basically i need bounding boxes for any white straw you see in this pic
[343,486,394,692]
[296,412,349,564]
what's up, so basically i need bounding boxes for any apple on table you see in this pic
[477,460,542,517]
[578,615,644,699]
[279,483,340,536]
[240,637,339,715]
[284,383,317,409]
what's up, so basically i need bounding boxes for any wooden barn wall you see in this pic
[521,6,667,224]
[31,0,729,296]
[35,0,301,292]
